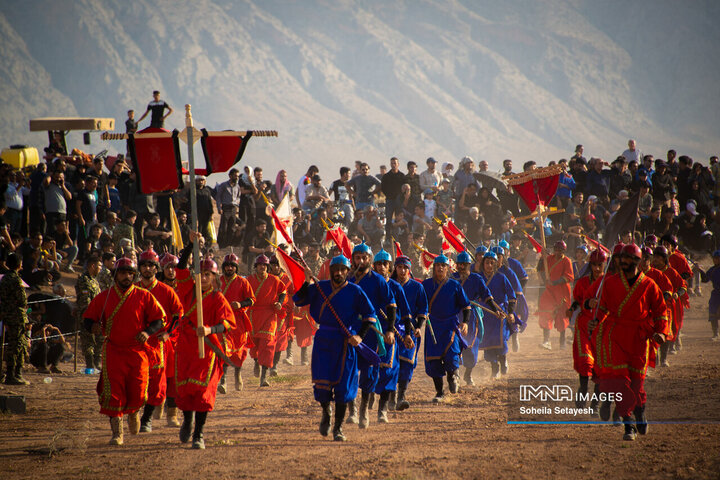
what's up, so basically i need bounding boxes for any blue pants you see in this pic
[375,341,399,393]
[312,328,359,404]
[424,320,461,378]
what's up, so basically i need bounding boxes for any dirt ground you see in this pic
[1,281,720,480]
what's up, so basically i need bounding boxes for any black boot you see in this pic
[499,355,509,375]
[711,318,719,340]
[358,391,371,429]
[447,369,459,394]
[218,365,228,394]
[612,407,622,426]
[333,401,347,441]
[463,366,475,386]
[490,362,500,379]
[634,404,648,435]
[396,380,410,411]
[432,377,444,403]
[253,359,260,377]
[576,376,589,409]
[269,351,281,377]
[140,404,155,432]
[180,410,194,443]
[622,416,637,441]
[388,390,396,411]
[84,352,95,372]
[192,411,207,449]
[659,342,670,367]
[378,391,390,423]
[559,330,567,349]
[13,361,29,385]
[260,366,270,387]
[319,402,331,436]
[346,398,358,424]
[589,383,600,417]
[599,400,611,421]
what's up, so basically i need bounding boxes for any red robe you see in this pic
[318,258,331,281]
[161,276,186,397]
[658,264,688,338]
[571,274,602,376]
[293,305,318,348]
[84,285,166,417]
[175,287,236,412]
[538,254,574,331]
[274,272,295,353]
[219,273,255,367]
[247,273,286,367]
[136,278,184,406]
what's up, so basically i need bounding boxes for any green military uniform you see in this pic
[96,266,114,291]
[112,222,135,252]
[304,254,323,277]
[75,272,103,370]
[0,271,30,384]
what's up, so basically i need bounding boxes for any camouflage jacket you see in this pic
[96,266,114,291]
[112,223,135,251]
[304,255,323,278]
[0,271,28,326]
[75,272,101,318]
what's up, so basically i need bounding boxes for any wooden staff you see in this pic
[100,130,278,140]
[514,208,565,223]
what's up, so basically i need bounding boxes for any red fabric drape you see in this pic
[128,127,184,194]
[198,129,252,175]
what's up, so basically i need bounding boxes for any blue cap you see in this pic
[373,249,392,263]
[433,254,450,265]
[490,246,504,256]
[352,241,373,255]
[395,255,412,267]
[499,239,510,250]
[576,245,589,254]
[475,245,488,255]
[330,255,351,269]
[456,251,472,264]
[483,251,498,260]
[713,250,720,258]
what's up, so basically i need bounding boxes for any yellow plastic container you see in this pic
[0,146,40,169]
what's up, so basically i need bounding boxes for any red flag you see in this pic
[421,250,437,270]
[199,129,253,175]
[584,236,611,254]
[275,248,307,293]
[506,165,563,212]
[394,241,403,258]
[270,206,293,245]
[523,231,543,253]
[446,220,466,240]
[441,224,465,253]
[325,227,352,259]
[128,127,184,194]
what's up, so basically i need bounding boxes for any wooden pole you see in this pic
[537,207,550,284]
[185,105,204,359]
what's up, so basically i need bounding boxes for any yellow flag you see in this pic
[169,198,184,252]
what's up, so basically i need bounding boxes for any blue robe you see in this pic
[348,269,395,393]
[421,276,470,378]
[375,278,412,393]
[452,272,492,369]
[477,271,516,363]
[293,280,376,403]
[498,264,528,332]
[397,278,428,383]
[703,265,720,319]
[507,257,528,285]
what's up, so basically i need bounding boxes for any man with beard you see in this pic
[475,252,514,379]
[452,251,497,386]
[268,255,295,377]
[589,244,670,441]
[174,256,236,450]
[391,256,428,411]
[567,249,607,411]
[293,255,377,442]
[345,242,396,430]
[83,258,166,445]
[422,255,471,402]
[650,246,686,367]
[371,249,414,423]
[247,254,286,387]
[135,249,184,433]
[537,241,574,350]
[216,253,254,394]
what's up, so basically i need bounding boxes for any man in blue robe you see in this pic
[452,251,497,386]
[391,255,428,411]
[700,249,720,341]
[346,242,396,429]
[500,239,529,289]
[293,255,377,442]
[494,245,529,352]
[371,250,414,423]
[422,255,471,402]
[477,251,516,378]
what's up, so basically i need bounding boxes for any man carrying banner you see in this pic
[135,249,184,433]
[248,254,286,387]
[293,255,377,441]
[391,255,428,411]
[590,244,670,441]
[175,256,237,449]
[537,241,574,350]
[217,253,255,393]
[83,258,166,445]
[422,255,471,402]
[346,242,396,429]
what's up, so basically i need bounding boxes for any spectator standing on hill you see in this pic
[137,90,173,129]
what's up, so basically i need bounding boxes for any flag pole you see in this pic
[185,104,204,358]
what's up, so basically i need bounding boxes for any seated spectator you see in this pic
[29,324,71,374]
[50,220,78,272]
[411,203,431,235]
[22,231,60,289]
[143,212,172,253]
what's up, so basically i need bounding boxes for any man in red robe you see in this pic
[135,249,184,433]
[538,240,574,349]
[661,234,691,353]
[247,254,287,387]
[269,255,295,376]
[639,246,676,371]
[217,253,255,393]
[159,253,185,426]
[568,248,606,410]
[651,246,687,367]
[175,257,237,450]
[83,258,166,445]
[590,244,670,441]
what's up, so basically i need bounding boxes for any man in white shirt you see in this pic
[621,139,643,164]
[419,157,442,193]
[296,165,319,208]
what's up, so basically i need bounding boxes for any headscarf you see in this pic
[275,169,292,201]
